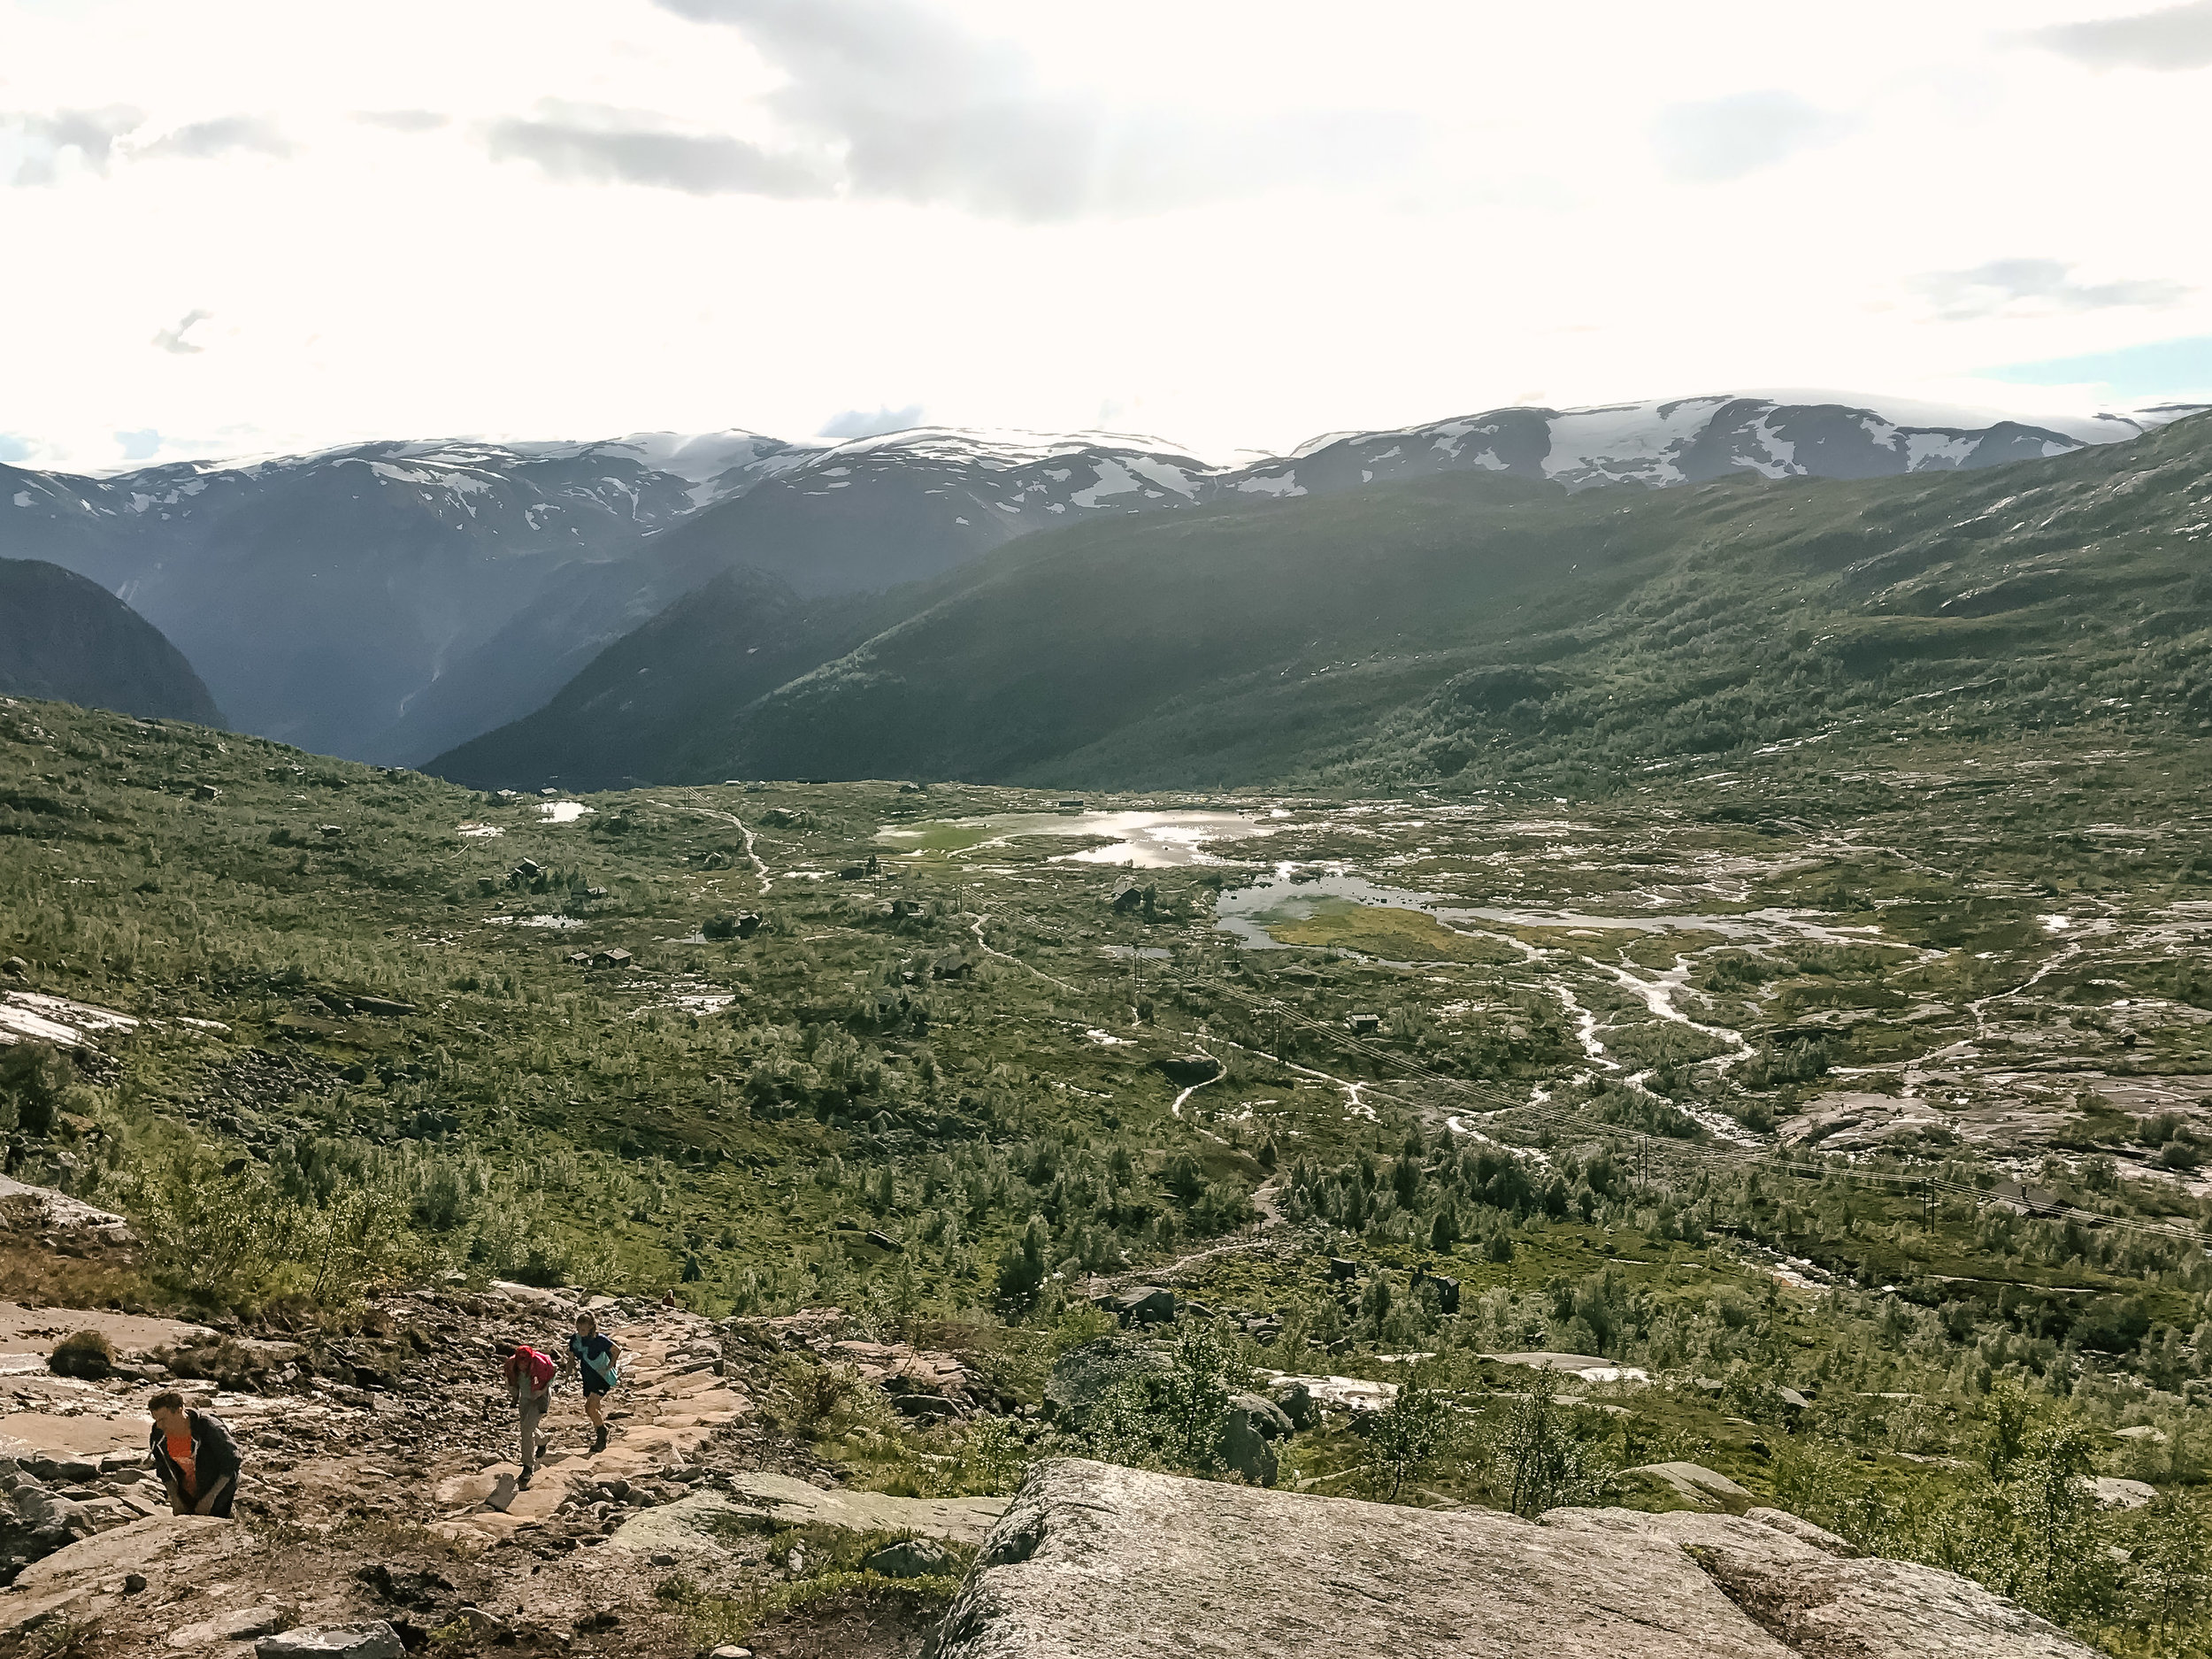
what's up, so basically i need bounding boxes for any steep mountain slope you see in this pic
[0,434,810,759]
[7,395,2193,768]
[428,568,898,789]
[430,411,2212,793]
[0,558,224,725]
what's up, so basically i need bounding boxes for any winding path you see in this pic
[651,795,772,892]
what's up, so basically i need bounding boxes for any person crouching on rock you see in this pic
[149,1390,241,1518]
[564,1312,622,1455]
[498,1340,558,1489]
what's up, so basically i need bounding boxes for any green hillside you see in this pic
[433,412,2212,795]
[0,557,226,727]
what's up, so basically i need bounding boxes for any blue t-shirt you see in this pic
[570,1333,618,1386]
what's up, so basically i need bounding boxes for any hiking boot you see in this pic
[592,1425,608,1454]
[518,1471,533,1491]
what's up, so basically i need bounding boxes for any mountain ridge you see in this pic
[427,408,2212,795]
[6,391,2202,767]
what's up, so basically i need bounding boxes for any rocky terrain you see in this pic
[0,1196,2127,1659]
[933,1458,2102,1657]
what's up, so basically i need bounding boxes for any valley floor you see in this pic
[1,696,2209,1653]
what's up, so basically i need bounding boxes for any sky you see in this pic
[3,0,2211,472]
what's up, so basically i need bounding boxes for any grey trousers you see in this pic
[518,1388,549,1473]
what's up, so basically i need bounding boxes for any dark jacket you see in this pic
[149,1409,241,1517]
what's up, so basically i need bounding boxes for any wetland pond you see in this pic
[1213,872,1863,955]
[877,810,1270,868]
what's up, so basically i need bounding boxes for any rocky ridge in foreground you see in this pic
[929,1458,2101,1659]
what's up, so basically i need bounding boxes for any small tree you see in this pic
[1363,1375,1452,1501]
[1981,1380,2035,1483]
[1495,1388,1611,1517]
[1087,1324,1233,1475]
[2127,1495,2210,1655]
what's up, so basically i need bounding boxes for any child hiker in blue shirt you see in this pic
[564,1311,622,1455]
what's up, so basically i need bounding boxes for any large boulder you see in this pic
[1215,1403,1279,1488]
[1095,1286,1177,1326]
[1266,1379,1317,1431]
[1624,1463,1756,1509]
[926,1459,2102,1659]
[1042,1338,1171,1426]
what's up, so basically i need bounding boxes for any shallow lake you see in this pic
[878,810,1271,869]
[1213,872,1836,949]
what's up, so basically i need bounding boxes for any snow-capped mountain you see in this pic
[1222,393,2202,498]
[0,432,812,759]
[1,392,2195,764]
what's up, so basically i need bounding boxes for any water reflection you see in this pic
[878,810,1271,869]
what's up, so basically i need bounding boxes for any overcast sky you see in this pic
[4,0,2210,470]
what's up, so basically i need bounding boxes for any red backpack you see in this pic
[509,1346,557,1389]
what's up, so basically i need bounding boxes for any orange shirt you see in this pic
[166,1431,196,1500]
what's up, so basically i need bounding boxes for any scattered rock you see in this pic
[1216,1403,1279,1488]
[256,1624,404,1659]
[1253,1370,1396,1414]
[1267,1379,1317,1431]
[1095,1286,1176,1326]
[865,1539,955,1578]
[893,1394,960,1421]
[2087,1477,2158,1509]
[170,1604,296,1647]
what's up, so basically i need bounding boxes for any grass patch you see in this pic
[1263,899,1511,963]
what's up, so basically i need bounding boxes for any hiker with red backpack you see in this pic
[497,1339,558,1488]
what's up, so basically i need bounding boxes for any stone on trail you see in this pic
[864,1538,956,1578]
[256,1622,404,1659]
[929,1459,2102,1659]
[168,1604,296,1647]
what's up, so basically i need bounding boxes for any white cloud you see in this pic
[0,2,2209,472]
[645,0,1422,220]
[133,115,293,161]
[150,308,214,355]
[353,110,449,133]
[1647,91,1854,182]
[485,104,832,196]
[2024,0,2212,70]
[1911,258,2189,320]
[818,403,925,439]
[4,106,143,185]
